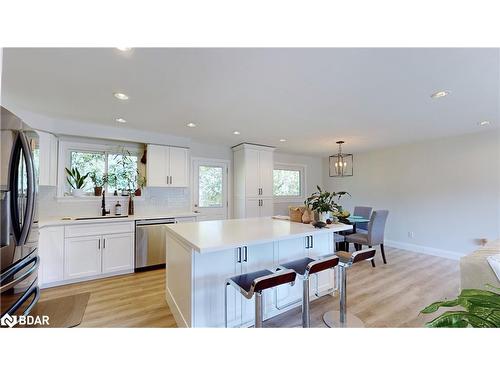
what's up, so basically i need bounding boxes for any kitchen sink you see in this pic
[73,215,129,220]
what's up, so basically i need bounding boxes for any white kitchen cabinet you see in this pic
[307,232,335,295]
[233,143,275,219]
[275,236,308,309]
[37,130,58,186]
[192,247,241,327]
[64,235,102,280]
[102,233,134,273]
[240,242,275,325]
[39,226,65,285]
[146,144,189,187]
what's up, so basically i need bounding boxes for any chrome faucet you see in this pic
[101,191,110,216]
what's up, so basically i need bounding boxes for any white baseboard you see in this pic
[384,239,463,260]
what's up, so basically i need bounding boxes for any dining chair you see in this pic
[343,210,389,267]
[353,206,372,232]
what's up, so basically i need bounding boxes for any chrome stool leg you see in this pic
[302,277,310,328]
[323,265,365,328]
[255,291,263,328]
[224,281,229,328]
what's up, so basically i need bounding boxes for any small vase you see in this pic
[301,209,312,224]
[128,195,134,215]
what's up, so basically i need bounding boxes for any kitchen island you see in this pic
[164,217,352,327]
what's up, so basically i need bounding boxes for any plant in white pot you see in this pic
[304,186,351,224]
[65,167,90,197]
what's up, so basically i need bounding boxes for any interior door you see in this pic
[193,159,228,221]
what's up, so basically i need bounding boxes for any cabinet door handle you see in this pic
[305,236,309,249]
[310,235,313,249]
[98,239,101,249]
[237,247,241,263]
[103,238,106,249]
[170,176,173,185]
[243,246,248,262]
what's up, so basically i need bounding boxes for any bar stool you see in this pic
[224,268,296,328]
[279,255,339,327]
[323,248,376,328]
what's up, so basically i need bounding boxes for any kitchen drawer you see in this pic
[65,221,135,238]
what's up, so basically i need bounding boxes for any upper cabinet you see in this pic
[232,143,275,218]
[37,131,58,186]
[146,144,189,187]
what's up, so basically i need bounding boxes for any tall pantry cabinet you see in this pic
[232,143,275,218]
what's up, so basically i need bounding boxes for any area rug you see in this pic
[28,292,90,328]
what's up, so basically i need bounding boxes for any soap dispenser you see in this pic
[115,201,122,216]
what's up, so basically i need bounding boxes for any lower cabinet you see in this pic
[101,233,134,273]
[39,226,65,285]
[64,236,102,280]
[39,222,135,288]
[307,232,335,295]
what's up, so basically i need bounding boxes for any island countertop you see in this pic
[165,217,352,253]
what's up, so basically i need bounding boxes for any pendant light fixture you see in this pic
[329,141,353,177]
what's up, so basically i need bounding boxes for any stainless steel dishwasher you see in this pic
[135,218,176,271]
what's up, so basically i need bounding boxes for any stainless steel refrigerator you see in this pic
[1,106,40,322]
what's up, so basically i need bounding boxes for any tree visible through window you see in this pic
[198,165,223,207]
[69,150,138,194]
[273,169,301,197]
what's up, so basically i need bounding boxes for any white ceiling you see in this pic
[2,48,499,155]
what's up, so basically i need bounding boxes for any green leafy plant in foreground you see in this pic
[420,285,500,328]
[65,167,90,189]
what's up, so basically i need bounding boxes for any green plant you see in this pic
[136,175,147,189]
[110,146,137,193]
[65,167,89,190]
[420,285,500,327]
[304,185,350,213]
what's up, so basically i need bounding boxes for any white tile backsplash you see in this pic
[37,186,191,219]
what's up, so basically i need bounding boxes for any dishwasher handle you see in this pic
[136,218,176,226]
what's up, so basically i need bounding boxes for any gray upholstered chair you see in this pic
[353,206,372,232]
[344,210,389,266]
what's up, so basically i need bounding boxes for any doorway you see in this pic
[192,158,229,221]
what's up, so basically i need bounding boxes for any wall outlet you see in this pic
[408,231,414,239]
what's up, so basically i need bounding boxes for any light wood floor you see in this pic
[39,247,460,328]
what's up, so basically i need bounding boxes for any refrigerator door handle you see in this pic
[4,282,40,319]
[0,255,40,293]
[9,132,36,246]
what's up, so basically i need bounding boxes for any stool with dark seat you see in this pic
[323,248,376,328]
[225,268,296,328]
[279,255,339,327]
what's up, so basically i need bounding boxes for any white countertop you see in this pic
[39,211,199,228]
[165,217,352,253]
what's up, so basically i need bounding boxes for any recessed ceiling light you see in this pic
[478,120,491,126]
[186,123,197,128]
[233,131,240,135]
[116,47,132,52]
[113,92,129,100]
[115,118,127,124]
[430,90,451,99]
[279,139,287,142]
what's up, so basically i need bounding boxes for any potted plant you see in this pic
[65,167,89,197]
[304,186,351,223]
[90,172,106,196]
[135,175,146,196]
[420,285,500,327]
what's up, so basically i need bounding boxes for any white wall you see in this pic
[323,130,500,258]
[273,152,323,215]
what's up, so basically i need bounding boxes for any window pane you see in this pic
[108,153,138,193]
[199,166,223,207]
[273,169,301,196]
[70,151,106,192]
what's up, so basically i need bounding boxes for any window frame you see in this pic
[57,139,142,198]
[272,163,306,202]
